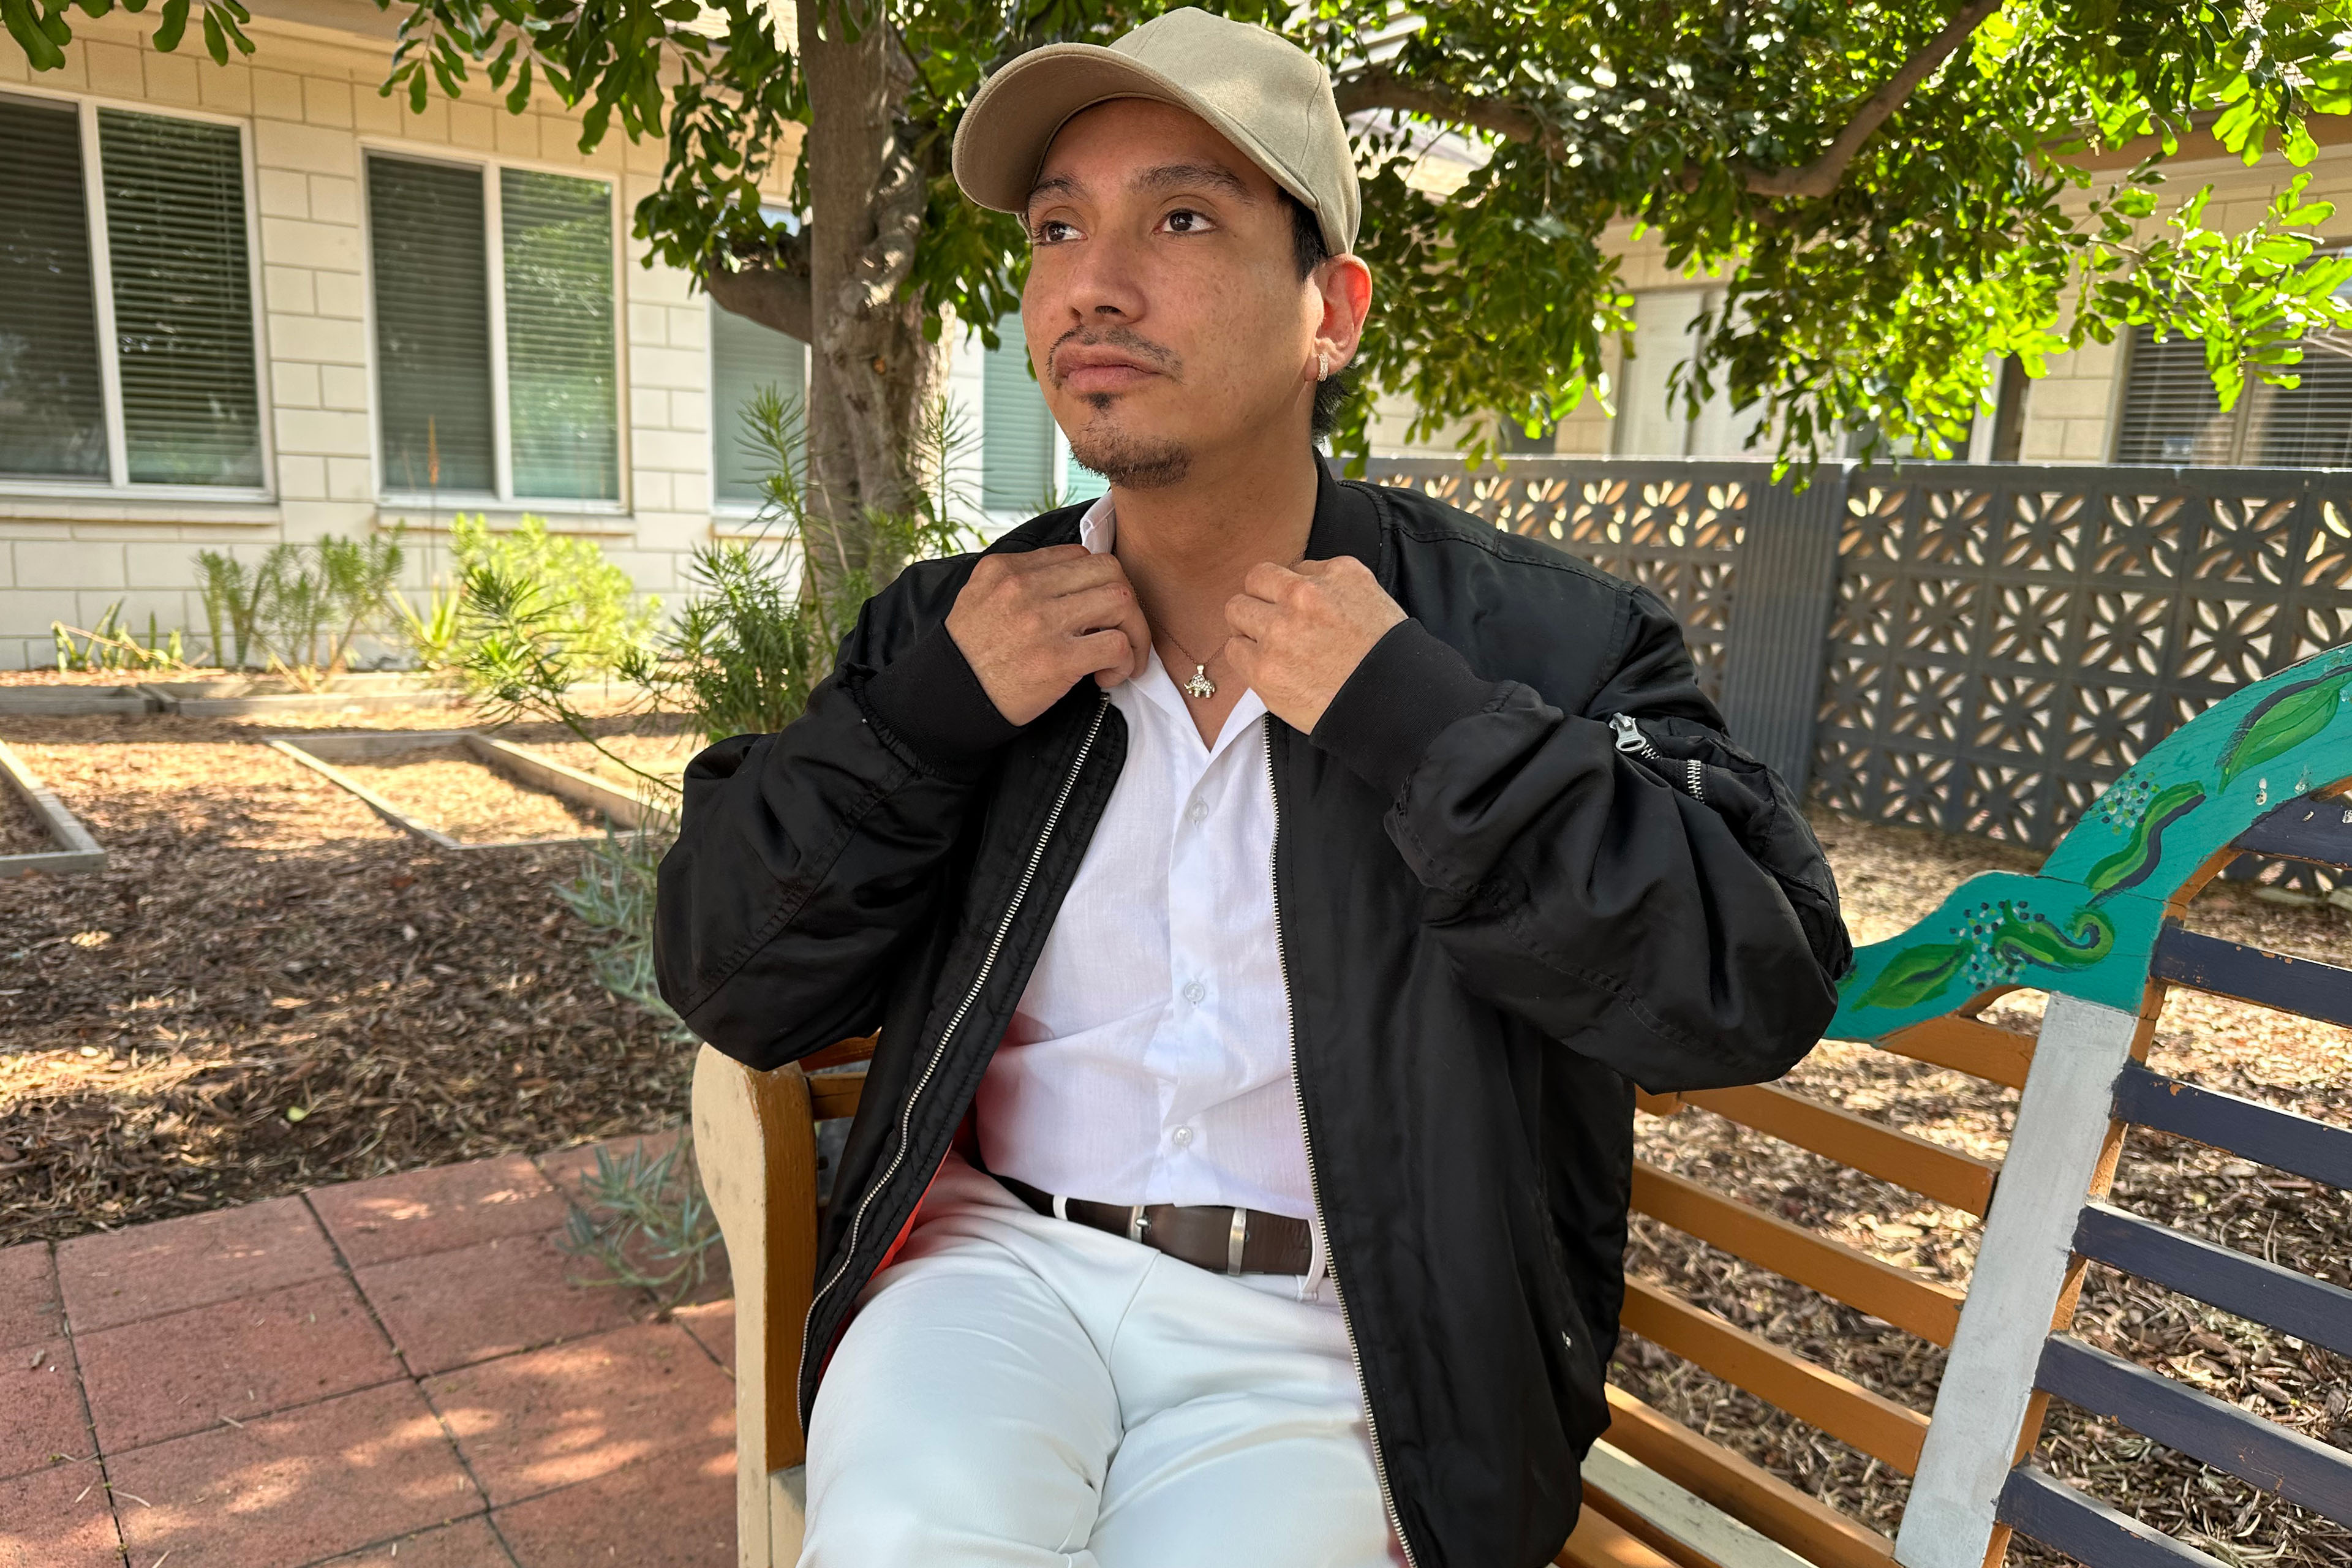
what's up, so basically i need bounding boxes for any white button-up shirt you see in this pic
[974,497,1315,1221]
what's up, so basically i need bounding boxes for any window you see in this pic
[0,94,263,490]
[366,153,619,503]
[1613,288,1757,459]
[2114,317,2352,469]
[709,299,806,507]
[980,317,1107,511]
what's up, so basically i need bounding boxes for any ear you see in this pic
[1310,254,1373,377]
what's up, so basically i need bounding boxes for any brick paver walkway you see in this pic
[1,1133,737,1568]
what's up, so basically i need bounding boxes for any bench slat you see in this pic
[1630,1164,1964,1346]
[2151,924,2352,1030]
[1996,1466,2218,1568]
[1621,1279,1930,1474]
[1580,1439,1819,1568]
[1559,1489,1696,1568]
[2035,1335,2352,1523]
[1684,1085,1999,1216]
[1601,1386,1894,1568]
[1877,1015,2034,1090]
[2230,794,2352,869]
[2111,1061,2352,1190]
[2073,1202,2352,1357]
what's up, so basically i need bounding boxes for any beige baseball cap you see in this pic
[951,7,1359,256]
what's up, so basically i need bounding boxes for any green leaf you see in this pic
[200,4,225,63]
[152,0,187,50]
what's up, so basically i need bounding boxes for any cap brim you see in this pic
[952,43,1319,223]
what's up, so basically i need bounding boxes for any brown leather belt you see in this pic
[997,1175,1313,1276]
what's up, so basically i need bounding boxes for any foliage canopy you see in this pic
[15,0,2352,466]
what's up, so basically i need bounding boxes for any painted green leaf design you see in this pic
[2086,781,2207,897]
[1854,941,1968,1012]
[1992,907,2114,972]
[2220,668,2352,787]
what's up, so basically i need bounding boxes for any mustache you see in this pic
[1047,326,1183,385]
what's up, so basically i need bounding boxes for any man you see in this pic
[655,10,1850,1565]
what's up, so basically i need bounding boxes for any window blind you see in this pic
[2252,335,2352,469]
[710,299,805,505]
[97,109,263,487]
[368,154,496,493]
[2113,328,2238,465]
[0,96,108,481]
[502,168,617,502]
[2115,320,2352,468]
[982,320,1055,511]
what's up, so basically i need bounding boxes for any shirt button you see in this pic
[1172,1126,1194,1147]
[1182,980,1207,1005]
[1186,798,1208,823]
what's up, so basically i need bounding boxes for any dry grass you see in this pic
[1608,810,2352,1568]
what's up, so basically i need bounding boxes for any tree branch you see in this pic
[1742,0,2003,198]
[1332,0,2000,203]
[703,228,814,343]
[1332,69,1560,157]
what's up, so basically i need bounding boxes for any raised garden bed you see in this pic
[143,671,456,718]
[268,730,664,849]
[0,684,159,717]
[0,737,105,876]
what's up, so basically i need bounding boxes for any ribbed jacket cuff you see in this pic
[1311,619,1498,802]
[859,621,1021,777]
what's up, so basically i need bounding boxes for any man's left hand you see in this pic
[1224,557,1408,734]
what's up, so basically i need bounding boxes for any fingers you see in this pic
[1072,628,1140,685]
[1241,560,1304,603]
[1224,590,1276,643]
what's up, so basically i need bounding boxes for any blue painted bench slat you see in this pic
[2111,1061,2352,1190]
[2034,1336,2352,1524]
[2229,794,2352,868]
[2071,1202,2352,1359]
[2149,924,2352,1030]
[1995,1468,2220,1568]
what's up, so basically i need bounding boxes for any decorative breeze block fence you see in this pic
[1365,458,2352,864]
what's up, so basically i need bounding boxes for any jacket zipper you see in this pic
[1266,716,1420,1568]
[799,690,1113,1401]
[1608,712,1704,802]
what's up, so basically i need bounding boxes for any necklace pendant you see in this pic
[1182,664,1218,700]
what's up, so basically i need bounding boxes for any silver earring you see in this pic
[1316,352,1329,382]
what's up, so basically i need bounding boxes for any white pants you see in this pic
[799,1152,1404,1567]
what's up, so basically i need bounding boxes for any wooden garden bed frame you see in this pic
[0,737,106,878]
[692,648,2352,1568]
[266,729,665,851]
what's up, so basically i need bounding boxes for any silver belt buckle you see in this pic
[1128,1204,1149,1244]
[1227,1207,1248,1275]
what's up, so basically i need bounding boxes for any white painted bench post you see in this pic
[693,1044,823,1568]
[1894,995,2142,1568]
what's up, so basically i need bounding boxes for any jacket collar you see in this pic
[1304,453,1382,575]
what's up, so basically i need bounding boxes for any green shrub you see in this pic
[444,513,657,680]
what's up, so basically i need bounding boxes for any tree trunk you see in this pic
[796,0,942,603]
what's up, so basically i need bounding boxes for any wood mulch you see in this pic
[0,703,685,1246]
[1612,812,2352,1568]
[332,747,606,843]
[0,781,53,856]
[2,708,2346,1563]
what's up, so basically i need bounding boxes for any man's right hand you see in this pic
[946,546,1150,726]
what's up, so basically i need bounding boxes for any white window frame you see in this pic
[0,84,274,503]
[360,138,630,514]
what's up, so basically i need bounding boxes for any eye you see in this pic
[1031,217,1079,245]
[1159,207,1216,235]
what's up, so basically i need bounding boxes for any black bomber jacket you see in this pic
[654,459,1851,1568]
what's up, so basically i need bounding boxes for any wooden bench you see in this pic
[696,644,2352,1568]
